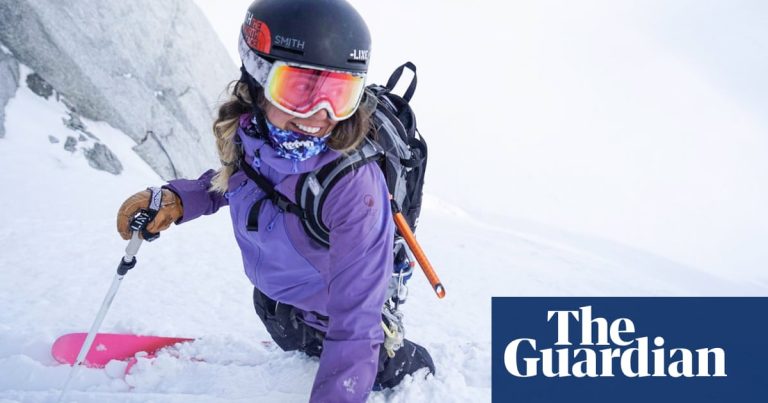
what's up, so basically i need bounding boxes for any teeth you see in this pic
[296,123,321,134]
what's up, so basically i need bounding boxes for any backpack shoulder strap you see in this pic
[295,138,384,247]
[240,154,307,231]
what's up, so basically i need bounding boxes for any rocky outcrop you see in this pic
[85,142,123,175]
[0,45,19,139]
[0,0,237,178]
[64,136,78,153]
[25,72,52,99]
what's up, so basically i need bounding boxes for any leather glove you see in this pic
[116,187,183,240]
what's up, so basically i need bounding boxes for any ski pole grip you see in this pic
[117,232,143,275]
[392,211,446,299]
[125,231,142,257]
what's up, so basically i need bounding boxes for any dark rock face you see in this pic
[64,136,77,152]
[85,142,123,175]
[0,47,19,139]
[0,0,236,178]
[26,72,52,99]
[60,112,98,141]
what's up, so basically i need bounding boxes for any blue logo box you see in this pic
[492,297,768,402]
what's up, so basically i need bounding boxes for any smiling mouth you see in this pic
[292,122,323,135]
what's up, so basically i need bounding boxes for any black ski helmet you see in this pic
[240,0,371,74]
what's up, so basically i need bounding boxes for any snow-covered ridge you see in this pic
[0,0,237,179]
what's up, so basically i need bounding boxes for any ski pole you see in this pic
[391,208,446,299]
[56,231,143,402]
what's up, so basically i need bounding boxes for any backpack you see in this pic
[295,62,427,247]
[240,62,428,286]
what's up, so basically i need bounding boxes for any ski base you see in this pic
[52,332,194,368]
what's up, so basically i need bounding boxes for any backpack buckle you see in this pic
[272,194,307,219]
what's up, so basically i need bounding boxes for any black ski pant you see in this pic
[252,288,435,390]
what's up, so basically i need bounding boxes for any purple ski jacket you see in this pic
[165,123,394,403]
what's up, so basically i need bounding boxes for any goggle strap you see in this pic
[236,68,270,139]
[235,66,251,104]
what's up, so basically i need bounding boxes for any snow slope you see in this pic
[1,64,763,402]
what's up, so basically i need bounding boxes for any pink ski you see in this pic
[52,332,194,368]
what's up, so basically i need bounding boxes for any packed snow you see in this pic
[1,58,764,402]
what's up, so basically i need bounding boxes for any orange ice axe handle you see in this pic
[392,211,446,299]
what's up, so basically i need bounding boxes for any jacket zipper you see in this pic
[267,209,282,232]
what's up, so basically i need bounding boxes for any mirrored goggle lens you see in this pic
[266,63,366,120]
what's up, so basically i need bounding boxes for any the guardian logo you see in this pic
[504,306,727,378]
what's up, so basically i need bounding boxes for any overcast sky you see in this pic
[193,0,768,279]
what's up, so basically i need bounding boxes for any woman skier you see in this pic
[115,0,435,401]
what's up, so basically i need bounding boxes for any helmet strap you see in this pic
[239,64,269,139]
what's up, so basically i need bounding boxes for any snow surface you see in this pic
[1,62,765,402]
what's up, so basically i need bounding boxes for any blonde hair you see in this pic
[209,81,377,193]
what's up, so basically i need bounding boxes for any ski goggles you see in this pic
[263,61,367,121]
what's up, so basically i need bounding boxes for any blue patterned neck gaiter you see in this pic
[265,121,330,161]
